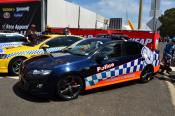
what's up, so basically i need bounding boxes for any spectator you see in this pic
[160,37,175,74]
[63,27,71,35]
[26,24,37,44]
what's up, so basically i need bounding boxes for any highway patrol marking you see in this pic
[97,63,115,72]
[85,52,160,87]
[166,81,175,109]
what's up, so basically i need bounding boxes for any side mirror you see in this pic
[95,53,108,64]
[41,44,50,49]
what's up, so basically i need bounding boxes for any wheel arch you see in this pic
[8,56,27,71]
[58,72,86,90]
[143,64,154,72]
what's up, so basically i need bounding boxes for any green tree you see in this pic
[158,8,175,37]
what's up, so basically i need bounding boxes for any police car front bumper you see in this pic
[0,59,9,73]
[19,74,55,97]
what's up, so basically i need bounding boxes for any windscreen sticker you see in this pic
[141,46,154,64]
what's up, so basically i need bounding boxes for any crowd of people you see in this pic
[25,24,71,44]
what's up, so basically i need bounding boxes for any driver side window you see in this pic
[100,43,122,59]
[46,37,65,47]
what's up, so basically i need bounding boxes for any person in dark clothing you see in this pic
[160,37,175,74]
[63,27,71,35]
[26,24,37,44]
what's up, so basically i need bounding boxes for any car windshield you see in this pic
[26,35,51,46]
[65,38,109,56]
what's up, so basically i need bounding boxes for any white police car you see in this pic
[0,32,27,48]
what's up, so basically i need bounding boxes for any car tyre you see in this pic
[9,57,26,76]
[140,66,153,83]
[56,75,84,101]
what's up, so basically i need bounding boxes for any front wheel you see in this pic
[9,57,26,75]
[56,75,84,101]
[140,66,153,83]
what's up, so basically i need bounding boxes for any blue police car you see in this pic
[19,38,160,100]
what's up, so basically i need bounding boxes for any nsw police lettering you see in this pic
[97,63,114,72]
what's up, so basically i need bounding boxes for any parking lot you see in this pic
[0,74,174,116]
[0,43,175,116]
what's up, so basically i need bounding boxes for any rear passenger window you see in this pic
[124,42,143,55]
[5,35,26,42]
[0,35,7,43]
[100,43,122,59]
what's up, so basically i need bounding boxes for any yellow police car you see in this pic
[0,34,83,75]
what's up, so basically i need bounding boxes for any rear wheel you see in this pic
[56,75,83,101]
[140,66,153,83]
[9,57,26,75]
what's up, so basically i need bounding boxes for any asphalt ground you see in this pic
[0,76,174,116]
[0,42,174,116]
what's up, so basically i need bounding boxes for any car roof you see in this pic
[0,32,24,36]
[105,39,144,47]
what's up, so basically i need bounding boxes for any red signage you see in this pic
[51,28,160,50]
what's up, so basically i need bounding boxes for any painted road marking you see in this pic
[8,76,19,80]
[166,81,175,110]
[0,76,19,80]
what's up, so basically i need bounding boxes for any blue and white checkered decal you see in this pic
[0,42,24,48]
[85,52,160,87]
[85,58,144,87]
[6,47,64,58]
[153,52,160,67]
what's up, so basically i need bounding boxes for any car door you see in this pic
[84,42,130,87]
[85,42,125,77]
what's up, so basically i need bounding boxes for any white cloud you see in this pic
[77,0,175,28]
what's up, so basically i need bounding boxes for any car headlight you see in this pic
[30,70,52,76]
[0,54,7,59]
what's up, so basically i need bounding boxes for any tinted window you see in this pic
[124,42,143,55]
[65,36,82,46]
[6,35,26,42]
[0,35,7,43]
[100,43,122,59]
[0,34,26,43]
[46,36,81,47]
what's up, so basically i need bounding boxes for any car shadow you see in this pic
[155,72,175,84]
[13,82,52,103]
[13,80,140,102]
[0,73,11,77]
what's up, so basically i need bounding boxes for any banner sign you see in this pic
[0,1,41,35]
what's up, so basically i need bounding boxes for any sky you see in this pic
[66,0,175,28]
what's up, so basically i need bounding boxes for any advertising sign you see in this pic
[0,1,41,35]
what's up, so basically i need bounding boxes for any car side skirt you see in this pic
[85,71,141,90]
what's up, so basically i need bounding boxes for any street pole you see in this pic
[78,6,80,29]
[138,0,143,29]
[153,0,157,32]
